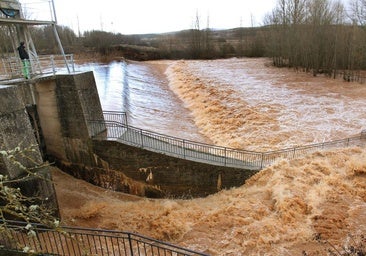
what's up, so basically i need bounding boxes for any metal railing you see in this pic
[0,54,75,80]
[89,111,366,170]
[0,220,209,256]
[103,111,128,126]
[39,54,75,75]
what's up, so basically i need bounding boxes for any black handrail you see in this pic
[90,111,366,169]
[0,220,209,256]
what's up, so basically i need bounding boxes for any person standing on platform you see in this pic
[17,41,30,79]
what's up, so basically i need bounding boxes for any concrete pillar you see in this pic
[0,85,42,179]
[34,72,105,163]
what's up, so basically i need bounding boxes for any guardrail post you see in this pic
[183,139,186,158]
[128,233,134,256]
[224,147,227,166]
[70,54,75,72]
[260,153,264,169]
[140,129,144,148]
[51,55,55,75]
[124,113,128,126]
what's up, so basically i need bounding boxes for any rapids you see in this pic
[54,58,366,255]
[165,58,366,151]
[53,147,366,255]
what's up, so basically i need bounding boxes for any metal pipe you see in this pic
[50,0,57,23]
[52,23,70,73]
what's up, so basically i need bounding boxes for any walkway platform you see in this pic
[121,129,260,169]
[91,111,366,172]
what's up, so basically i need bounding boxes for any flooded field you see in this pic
[54,58,366,255]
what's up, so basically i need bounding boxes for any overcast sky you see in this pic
[51,0,278,35]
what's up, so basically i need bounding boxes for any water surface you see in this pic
[78,60,210,143]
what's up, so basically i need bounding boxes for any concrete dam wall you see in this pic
[0,72,257,198]
[0,84,59,217]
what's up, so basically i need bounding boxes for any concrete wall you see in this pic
[34,72,104,163]
[0,84,58,216]
[27,71,259,198]
[92,140,258,197]
[0,85,42,179]
[28,72,162,197]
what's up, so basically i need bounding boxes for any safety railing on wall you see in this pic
[0,54,75,80]
[38,54,75,75]
[90,111,366,170]
[103,110,128,126]
[0,220,208,256]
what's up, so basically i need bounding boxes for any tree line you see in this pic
[264,0,366,79]
[0,0,366,77]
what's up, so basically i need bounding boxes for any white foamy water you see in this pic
[165,58,366,150]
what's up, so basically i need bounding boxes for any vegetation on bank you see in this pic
[0,0,366,78]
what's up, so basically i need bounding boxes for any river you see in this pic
[78,58,366,151]
[56,57,366,255]
[78,59,211,143]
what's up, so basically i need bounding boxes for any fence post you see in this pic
[124,113,128,126]
[224,147,227,166]
[260,153,264,169]
[70,54,75,72]
[183,139,186,159]
[140,129,144,148]
[128,233,134,256]
[51,55,55,75]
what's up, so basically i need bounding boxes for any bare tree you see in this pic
[349,0,366,25]
[190,10,203,58]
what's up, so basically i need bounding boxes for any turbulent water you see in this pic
[165,58,366,151]
[80,58,366,151]
[57,58,366,255]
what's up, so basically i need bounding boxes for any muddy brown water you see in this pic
[55,58,366,255]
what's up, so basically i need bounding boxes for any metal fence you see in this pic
[0,220,208,256]
[89,111,366,170]
[38,54,75,75]
[103,111,128,126]
[0,54,75,80]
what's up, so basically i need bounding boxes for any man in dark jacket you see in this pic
[17,41,30,79]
